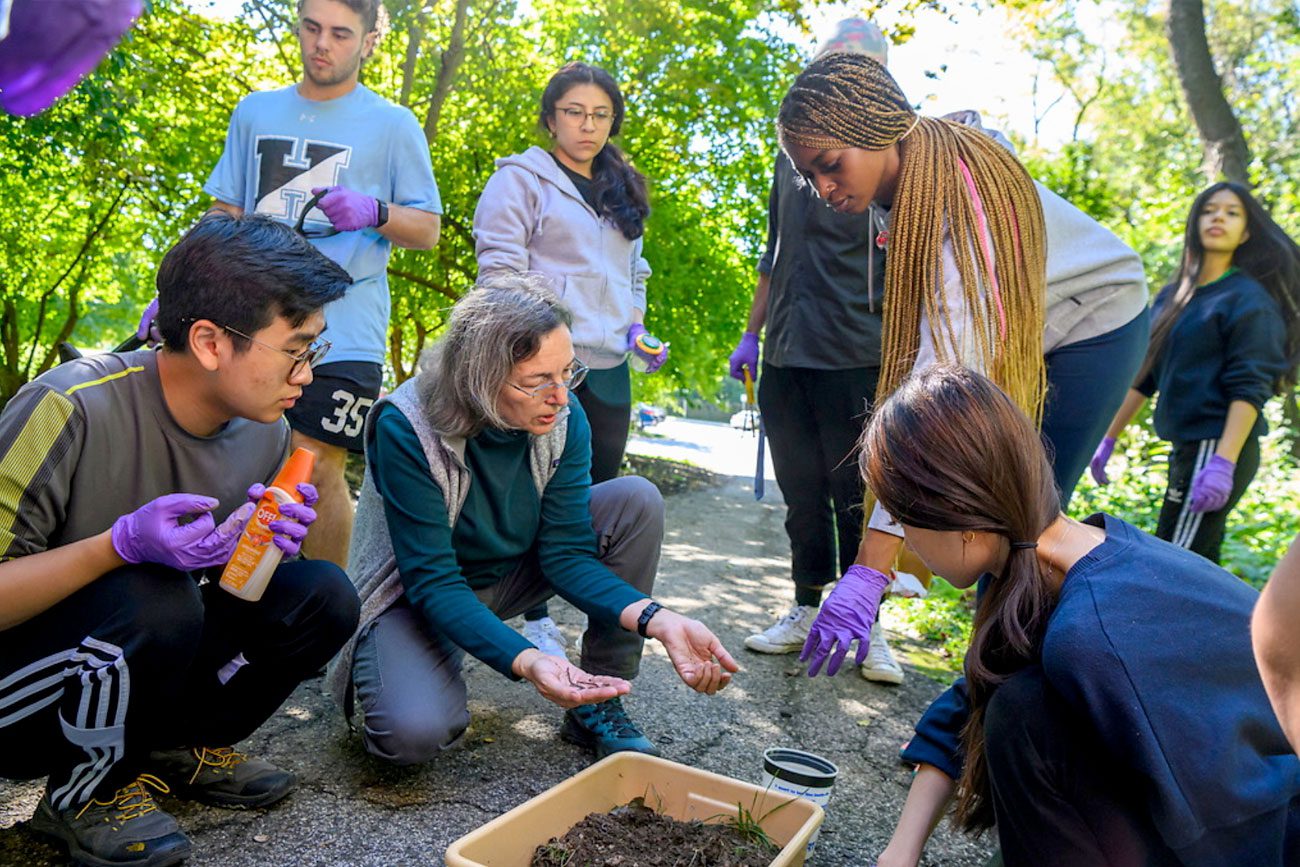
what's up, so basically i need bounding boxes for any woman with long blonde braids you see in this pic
[777,54,1150,696]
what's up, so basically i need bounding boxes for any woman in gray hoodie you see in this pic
[473,62,664,653]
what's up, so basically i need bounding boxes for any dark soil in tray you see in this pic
[531,799,779,867]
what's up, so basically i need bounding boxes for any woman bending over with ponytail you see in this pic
[864,366,1299,867]
[776,53,1149,675]
[474,62,664,651]
[1091,183,1299,563]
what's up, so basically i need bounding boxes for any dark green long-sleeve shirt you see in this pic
[368,397,647,676]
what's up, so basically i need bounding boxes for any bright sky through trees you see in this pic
[187,0,1083,149]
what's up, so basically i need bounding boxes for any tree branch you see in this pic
[386,266,461,302]
[35,262,87,377]
[247,0,299,80]
[25,180,132,378]
[399,3,430,108]
[422,0,471,143]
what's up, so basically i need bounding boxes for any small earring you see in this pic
[961,531,975,544]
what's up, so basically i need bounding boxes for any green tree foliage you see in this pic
[0,1,261,403]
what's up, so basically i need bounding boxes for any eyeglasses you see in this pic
[507,359,589,399]
[556,107,614,127]
[223,325,332,378]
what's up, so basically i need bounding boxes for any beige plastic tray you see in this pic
[445,752,825,867]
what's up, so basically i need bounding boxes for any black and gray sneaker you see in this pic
[149,746,296,809]
[560,696,661,759]
[29,774,191,867]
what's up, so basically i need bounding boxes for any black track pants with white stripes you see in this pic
[0,561,358,810]
[1155,436,1261,564]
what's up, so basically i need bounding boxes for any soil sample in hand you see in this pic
[531,798,779,867]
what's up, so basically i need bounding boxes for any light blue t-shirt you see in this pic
[205,84,442,365]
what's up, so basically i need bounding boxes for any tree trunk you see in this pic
[1283,393,1300,460]
[1166,0,1251,183]
[422,0,471,143]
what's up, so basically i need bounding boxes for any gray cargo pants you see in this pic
[351,476,663,765]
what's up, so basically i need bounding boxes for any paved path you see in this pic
[1,422,993,866]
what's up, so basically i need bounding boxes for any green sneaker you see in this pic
[29,774,191,867]
[150,746,296,808]
[561,697,661,759]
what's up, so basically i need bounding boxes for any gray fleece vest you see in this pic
[324,378,568,714]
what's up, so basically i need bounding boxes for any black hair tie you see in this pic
[1009,541,1038,550]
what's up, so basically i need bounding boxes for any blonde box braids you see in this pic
[778,53,1048,424]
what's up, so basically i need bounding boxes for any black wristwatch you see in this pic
[636,601,663,637]
[375,199,389,228]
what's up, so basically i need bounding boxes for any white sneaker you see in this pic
[861,621,905,684]
[744,604,816,654]
[522,616,568,658]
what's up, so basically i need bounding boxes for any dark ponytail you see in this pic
[860,366,1061,833]
[539,62,650,241]
[1136,182,1300,392]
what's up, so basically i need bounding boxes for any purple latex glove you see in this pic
[111,493,255,571]
[1089,436,1116,486]
[0,0,142,116]
[1189,455,1235,514]
[800,565,892,677]
[728,332,759,382]
[627,323,669,373]
[309,186,379,232]
[246,482,319,557]
[135,296,162,346]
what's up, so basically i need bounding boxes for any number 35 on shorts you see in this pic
[320,389,374,439]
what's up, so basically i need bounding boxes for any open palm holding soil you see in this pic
[513,650,631,709]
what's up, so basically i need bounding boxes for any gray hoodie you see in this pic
[473,146,651,369]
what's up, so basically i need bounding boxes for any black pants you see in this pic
[985,667,1178,867]
[0,562,358,810]
[573,361,632,485]
[1155,436,1260,563]
[759,364,880,606]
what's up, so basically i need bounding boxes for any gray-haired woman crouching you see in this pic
[325,273,736,763]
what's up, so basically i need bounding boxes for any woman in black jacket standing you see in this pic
[1091,182,1299,562]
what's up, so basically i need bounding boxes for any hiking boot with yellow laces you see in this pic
[29,774,191,867]
[149,746,296,808]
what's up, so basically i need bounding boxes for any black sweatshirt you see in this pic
[1135,269,1287,442]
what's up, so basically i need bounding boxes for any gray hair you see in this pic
[416,273,573,438]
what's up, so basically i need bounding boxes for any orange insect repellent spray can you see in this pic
[219,448,315,602]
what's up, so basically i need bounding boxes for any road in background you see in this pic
[628,416,776,482]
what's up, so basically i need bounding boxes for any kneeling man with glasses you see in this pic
[0,214,360,867]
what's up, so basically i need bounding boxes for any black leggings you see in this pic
[0,562,357,809]
[572,362,633,485]
[1155,435,1260,563]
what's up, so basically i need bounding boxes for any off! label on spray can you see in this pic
[221,501,283,591]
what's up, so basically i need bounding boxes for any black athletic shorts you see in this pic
[285,360,384,453]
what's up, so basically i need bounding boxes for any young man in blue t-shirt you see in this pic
[205,0,442,568]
